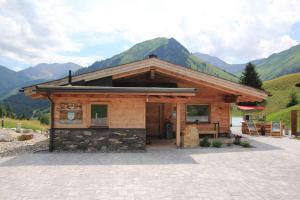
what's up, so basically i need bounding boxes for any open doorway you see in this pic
[146,102,176,149]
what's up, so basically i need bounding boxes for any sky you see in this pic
[1,0,300,71]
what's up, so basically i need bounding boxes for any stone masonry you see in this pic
[53,128,146,152]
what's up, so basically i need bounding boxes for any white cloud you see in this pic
[0,0,300,68]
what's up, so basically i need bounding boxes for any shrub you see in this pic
[17,134,33,141]
[233,135,242,145]
[240,141,252,148]
[286,90,298,108]
[200,136,211,147]
[39,114,50,125]
[212,140,223,148]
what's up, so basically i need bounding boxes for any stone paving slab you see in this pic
[0,134,299,200]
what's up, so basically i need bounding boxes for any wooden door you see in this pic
[146,103,163,137]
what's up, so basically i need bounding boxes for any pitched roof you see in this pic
[22,57,268,100]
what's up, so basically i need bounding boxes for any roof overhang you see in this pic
[34,85,196,97]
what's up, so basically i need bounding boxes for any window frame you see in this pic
[89,102,110,128]
[185,104,211,124]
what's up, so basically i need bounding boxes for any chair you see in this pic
[270,121,283,137]
[246,120,259,135]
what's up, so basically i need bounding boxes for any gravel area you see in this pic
[0,128,48,157]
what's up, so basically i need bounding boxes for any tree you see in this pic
[19,113,27,120]
[239,62,263,89]
[286,90,298,107]
[0,106,3,117]
[5,105,12,118]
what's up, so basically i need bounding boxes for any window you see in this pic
[91,104,108,126]
[186,104,210,123]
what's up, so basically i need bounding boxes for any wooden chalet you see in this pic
[22,56,268,151]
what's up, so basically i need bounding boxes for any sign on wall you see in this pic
[57,103,83,124]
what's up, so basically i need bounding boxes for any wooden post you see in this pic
[176,103,181,147]
[291,110,297,136]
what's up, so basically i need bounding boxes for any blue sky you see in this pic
[0,0,300,71]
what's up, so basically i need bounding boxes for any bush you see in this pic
[17,134,33,141]
[286,90,298,107]
[200,136,211,147]
[233,135,242,145]
[39,114,50,125]
[240,141,252,148]
[212,140,223,148]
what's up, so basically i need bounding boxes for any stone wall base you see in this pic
[53,128,146,152]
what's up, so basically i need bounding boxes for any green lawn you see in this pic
[262,73,300,114]
[2,117,48,131]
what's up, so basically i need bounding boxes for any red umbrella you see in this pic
[237,105,265,111]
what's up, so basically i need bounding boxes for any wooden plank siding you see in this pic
[52,96,145,129]
[51,71,232,134]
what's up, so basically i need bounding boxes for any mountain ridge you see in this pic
[76,37,238,81]
[0,62,82,100]
[194,43,300,80]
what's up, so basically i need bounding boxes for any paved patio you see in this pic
[0,134,300,200]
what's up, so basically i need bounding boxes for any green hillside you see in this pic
[77,37,238,81]
[257,44,300,80]
[235,44,300,80]
[262,73,300,114]
[262,73,300,128]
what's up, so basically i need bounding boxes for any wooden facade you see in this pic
[22,57,268,151]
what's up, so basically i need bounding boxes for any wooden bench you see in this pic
[198,130,218,138]
[198,122,220,138]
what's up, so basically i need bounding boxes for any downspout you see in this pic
[47,92,54,152]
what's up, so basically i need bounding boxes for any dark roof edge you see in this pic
[35,85,197,93]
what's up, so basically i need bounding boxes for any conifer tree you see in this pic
[286,90,298,107]
[239,62,263,89]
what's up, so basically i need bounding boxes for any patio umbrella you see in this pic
[237,105,265,111]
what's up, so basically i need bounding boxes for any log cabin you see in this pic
[21,56,268,151]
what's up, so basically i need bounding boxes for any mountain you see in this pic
[76,37,238,81]
[195,43,300,81]
[0,62,82,100]
[193,52,268,76]
[234,44,300,80]
[19,62,82,81]
[0,66,20,99]
[193,52,244,74]
[0,62,82,117]
[253,44,300,80]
